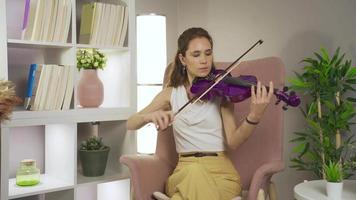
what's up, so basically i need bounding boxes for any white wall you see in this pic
[177,0,356,199]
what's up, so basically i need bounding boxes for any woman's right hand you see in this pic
[143,110,174,131]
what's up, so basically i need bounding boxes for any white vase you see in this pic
[326,181,343,200]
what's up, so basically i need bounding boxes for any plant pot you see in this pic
[79,147,110,177]
[326,181,343,200]
[77,69,104,107]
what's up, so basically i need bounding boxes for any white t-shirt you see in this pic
[170,85,225,153]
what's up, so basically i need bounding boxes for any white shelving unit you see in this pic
[0,0,137,199]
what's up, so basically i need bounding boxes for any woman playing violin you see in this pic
[127,27,274,200]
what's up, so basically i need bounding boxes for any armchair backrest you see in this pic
[218,57,285,190]
[155,57,284,190]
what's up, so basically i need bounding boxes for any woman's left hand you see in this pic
[248,81,274,122]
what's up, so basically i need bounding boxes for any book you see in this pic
[24,64,38,110]
[119,6,128,47]
[62,65,74,110]
[60,0,72,42]
[21,0,31,39]
[22,0,38,40]
[79,3,96,44]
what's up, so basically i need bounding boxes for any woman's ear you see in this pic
[178,53,186,66]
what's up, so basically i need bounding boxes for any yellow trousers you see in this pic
[165,152,242,200]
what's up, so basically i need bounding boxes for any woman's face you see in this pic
[179,37,213,81]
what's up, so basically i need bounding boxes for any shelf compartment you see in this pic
[7,124,76,199]
[75,50,133,108]
[75,0,129,48]
[77,121,135,184]
[6,0,73,43]
[7,46,75,107]
[8,174,74,199]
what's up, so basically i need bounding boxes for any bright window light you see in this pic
[136,14,167,154]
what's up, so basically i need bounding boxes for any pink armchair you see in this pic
[120,57,285,200]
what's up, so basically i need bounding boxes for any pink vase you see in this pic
[77,69,104,108]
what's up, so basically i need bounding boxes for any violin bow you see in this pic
[174,39,264,117]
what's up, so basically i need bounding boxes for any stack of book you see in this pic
[24,64,75,111]
[21,0,72,42]
[79,2,129,46]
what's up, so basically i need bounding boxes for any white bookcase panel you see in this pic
[77,121,135,185]
[7,46,75,104]
[76,179,130,200]
[11,188,74,200]
[9,126,45,177]
[75,0,130,48]
[6,0,73,43]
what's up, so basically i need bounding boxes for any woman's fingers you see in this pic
[267,81,274,100]
[261,84,267,101]
[256,81,261,99]
[156,110,174,130]
[251,85,256,103]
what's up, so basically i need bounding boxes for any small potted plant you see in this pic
[79,136,110,177]
[76,49,107,108]
[324,160,344,200]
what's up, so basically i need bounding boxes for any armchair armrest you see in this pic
[247,160,285,200]
[120,154,175,200]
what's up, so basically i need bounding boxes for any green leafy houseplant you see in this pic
[324,161,343,183]
[80,136,108,151]
[79,136,110,177]
[76,49,107,70]
[289,47,356,179]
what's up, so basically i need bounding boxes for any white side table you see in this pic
[294,180,356,200]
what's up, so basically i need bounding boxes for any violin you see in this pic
[190,69,301,110]
[174,40,300,117]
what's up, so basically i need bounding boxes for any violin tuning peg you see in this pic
[283,86,289,92]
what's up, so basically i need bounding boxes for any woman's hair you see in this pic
[168,27,215,87]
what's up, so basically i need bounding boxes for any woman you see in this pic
[127,27,273,200]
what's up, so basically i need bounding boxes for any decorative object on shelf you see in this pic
[16,159,40,186]
[76,49,107,107]
[324,161,344,200]
[0,80,22,122]
[79,136,110,177]
[289,47,356,179]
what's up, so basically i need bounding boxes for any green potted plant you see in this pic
[289,47,356,179]
[76,49,107,108]
[79,136,110,177]
[324,161,343,200]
